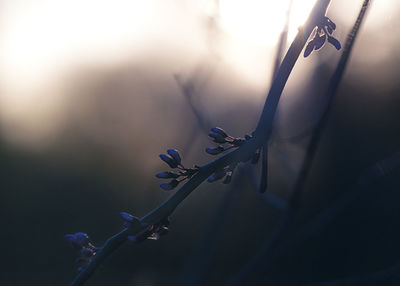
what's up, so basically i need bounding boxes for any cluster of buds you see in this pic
[120,212,170,242]
[64,232,97,272]
[206,127,261,164]
[205,127,262,184]
[304,16,341,57]
[156,149,199,191]
[205,127,246,155]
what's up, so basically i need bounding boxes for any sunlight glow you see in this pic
[219,0,317,46]
[0,0,159,89]
[0,0,399,148]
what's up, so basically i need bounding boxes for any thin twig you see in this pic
[174,74,211,133]
[182,73,291,283]
[244,150,400,282]
[69,1,331,285]
[227,1,372,284]
[288,0,371,221]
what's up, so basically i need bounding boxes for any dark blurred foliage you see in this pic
[1,3,400,286]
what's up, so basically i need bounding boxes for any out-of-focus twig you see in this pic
[174,74,211,133]
[268,150,400,273]
[227,1,373,284]
[179,2,296,272]
[228,148,398,286]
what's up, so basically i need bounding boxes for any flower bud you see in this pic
[167,149,182,165]
[314,34,326,50]
[65,234,76,244]
[75,232,89,246]
[205,146,224,155]
[160,179,179,191]
[304,40,315,57]
[159,154,178,168]
[210,127,228,138]
[326,17,336,30]
[328,36,341,50]
[155,171,180,179]
[208,132,226,143]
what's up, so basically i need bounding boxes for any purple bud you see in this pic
[208,132,226,143]
[74,232,89,246]
[326,17,336,30]
[65,234,76,244]
[127,235,138,243]
[207,169,226,182]
[155,171,180,179]
[160,179,179,191]
[210,127,228,138]
[167,149,182,165]
[205,146,224,155]
[304,41,315,57]
[314,33,326,50]
[328,36,341,50]
[159,154,178,168]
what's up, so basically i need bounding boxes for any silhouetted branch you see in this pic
[227,1,372,284]
[68,1,333,285]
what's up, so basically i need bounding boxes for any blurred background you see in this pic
[1,0,400,285]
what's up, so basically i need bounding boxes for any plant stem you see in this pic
[69,1,332,285]
[227,1,372,284]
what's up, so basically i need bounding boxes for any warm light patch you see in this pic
[219,0,317,46]
[0,0,160,89]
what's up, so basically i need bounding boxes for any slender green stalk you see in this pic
[69,1,331,285]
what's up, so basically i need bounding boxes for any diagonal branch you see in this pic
[227,1,372,284]
[69,1,332,285]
